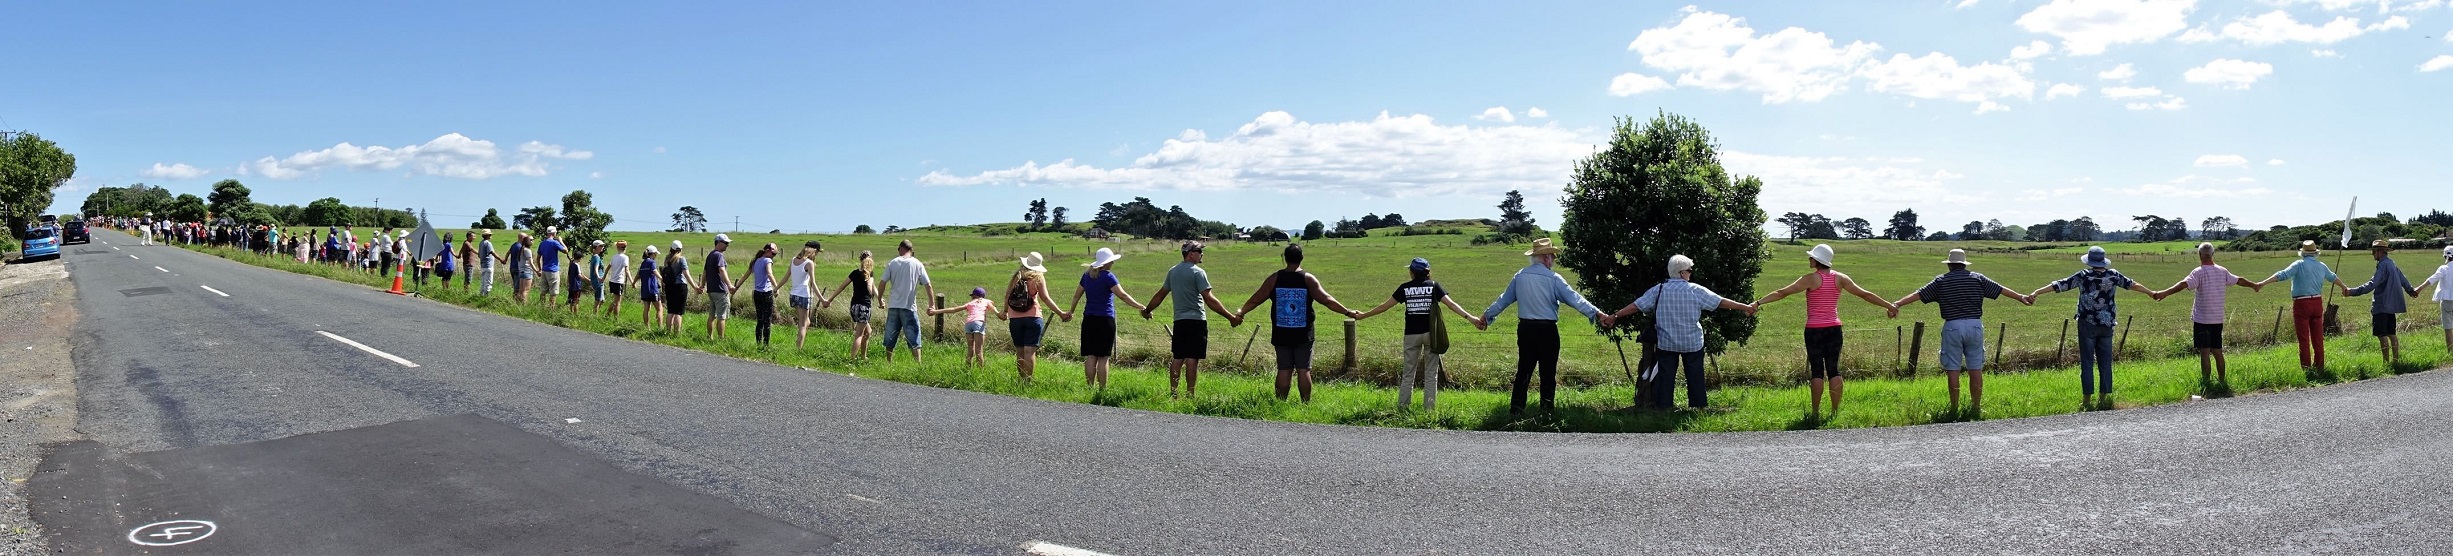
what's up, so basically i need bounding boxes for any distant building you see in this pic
[1082,227,1109,239]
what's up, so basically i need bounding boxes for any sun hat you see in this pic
[1667,254,1695,278]
[1523,237,1563,257]
[971,287,987,298]
[712,233,730,244]
[2299,240,2320,254]
[1019,252,1048,273]
[1082,247,1124,268]
[481,228,492,236]
[2082,246,2110,268]
[1409,257,1430,270]
[1807,244,1835,266]
[2371,239,2393,250]
[1941,249,1973,266]
[644,245,657,254]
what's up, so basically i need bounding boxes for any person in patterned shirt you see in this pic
[2028,246,2160,409]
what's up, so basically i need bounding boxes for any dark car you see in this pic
[61,219,90,245]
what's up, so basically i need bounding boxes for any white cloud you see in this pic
[1475,106,1518,122]
[2184,10,2409,44]
[588,171,605,179]
[2115,175,2271,197]
[2183,58,2275,89]
[1857,52,2037,109]
[2127,96,2190,110]
[1956,0,1985,8]
[1607,72,1673,96]
[2046,83,2087,99]
[241,133,593,180]
[2098,63,2139,81]
[1625,8,1880,103]
[2019,187,2087,201]
[2311,49,2343,57]
[2268,159,2287,165]
[139,162,211,180]
[2101,85,2164,98]
[1723,151,1979,215]
[914,111,1592,199]
[2194,154,2250,167]
[2422,55,2453,71]
[2015,0,2195,55]
[2010,40,2056,59]
[1525,107,1549,118]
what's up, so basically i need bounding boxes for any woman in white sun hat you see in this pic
[1750,244,1900,420]
[1065,247,1148,388]
[1003,252,1068,383]
[2413,245,2453,353]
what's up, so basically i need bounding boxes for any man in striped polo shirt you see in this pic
[2151,243,2263,386]
[1889,249,2033,417]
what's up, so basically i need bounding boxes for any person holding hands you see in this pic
[1889,249,2032,417]
[1607,255,1757,410]
[1750,244,1895,418]
[1354,258,1484,412]
[2029,246,2159,409]
[1483,238,1609,415]
[2151,243,2264,386]
[1235,244,1361,403]
[1143,241,1240,398]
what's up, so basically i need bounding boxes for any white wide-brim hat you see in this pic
[1082,247,1123,268]
[1019,252,1048,273]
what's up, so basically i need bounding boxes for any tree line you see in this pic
[78,180,617,248]
[1776,209,2261,244]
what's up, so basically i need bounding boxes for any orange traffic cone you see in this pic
[387,260,407,295]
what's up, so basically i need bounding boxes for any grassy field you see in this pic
[175,225,2453,433]
[389,227,2445,391]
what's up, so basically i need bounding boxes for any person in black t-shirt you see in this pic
[1233,244,1360,403]
[1356,258,1485,412]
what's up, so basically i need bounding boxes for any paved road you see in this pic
[41,228,2453,554]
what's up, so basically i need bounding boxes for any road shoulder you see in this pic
[0,258,77,556]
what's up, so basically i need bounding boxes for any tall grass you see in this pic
[178,240,2452,433]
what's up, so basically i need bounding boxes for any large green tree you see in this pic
[1558,112,1767,356]
[303,197,352,226]
[0,132,77,239]
[207,179,253,218]
[555,190,614,247]
[471,208,508,230]
[167,194,209,223]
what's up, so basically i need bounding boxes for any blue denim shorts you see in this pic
[964,320,986,335]
[882,308,922,349]
[1939,319,1986,371]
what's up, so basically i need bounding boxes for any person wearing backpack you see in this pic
[1235,244,1362,403]
[1354,257,1484,412]
[1000,253,1067,382]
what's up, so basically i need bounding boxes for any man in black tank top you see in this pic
[1235,244,1360,402]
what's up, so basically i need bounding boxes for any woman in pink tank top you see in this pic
[1751,244,1900,421]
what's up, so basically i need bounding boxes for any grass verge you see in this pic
[178,242,2449,433]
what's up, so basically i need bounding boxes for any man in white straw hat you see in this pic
[1889,248,2033,417]
[1065,247,1148,388]
[2342,239,2420,366]
[2255,240,2348,370]
[2028,246,2162,410]
[1235,243,1363,403]
[1750,244,1899,419]
[2413,245,2453,353]
[2151,242,2265,387]
[1482,237,1608,414]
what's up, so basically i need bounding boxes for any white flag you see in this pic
[2340,197,2357,249]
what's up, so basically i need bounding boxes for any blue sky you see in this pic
[10,0,2450,234]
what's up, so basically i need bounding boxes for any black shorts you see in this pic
[1804,326,1843,379]
[2374,313,2398,337]
[1171,319,1208,360]
[2193,323,2224,350]
[1081,315,1117,357]
[609,283,626,297]
[436,269,454,281]
[665,288,689,315]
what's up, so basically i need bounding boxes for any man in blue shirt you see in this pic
[2343,239,2420,365]
[2257,241,2349,369]
[1609,255,1756,410]
[1482,238,1607,414]
[536,226,566,306]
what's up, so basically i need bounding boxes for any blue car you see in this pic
[18,225,59,261]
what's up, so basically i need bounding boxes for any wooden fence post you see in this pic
[1894,326,1903,370]
[932,294,947,341]
[1907,321,1926,375]
[2056,318,2071,365]
[1994,322,2009,369]
[1343,319,1359,372]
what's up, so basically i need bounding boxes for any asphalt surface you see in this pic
[44,228,2453,554]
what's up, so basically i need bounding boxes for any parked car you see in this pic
[19,225,60,261]
[61,219,90,245]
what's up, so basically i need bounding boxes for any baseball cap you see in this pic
[671,240,685,251]
[1409,257,1430,270]
[971,287,988,298]
[713,233,730,244]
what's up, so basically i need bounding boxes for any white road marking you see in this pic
[128,520,217,547]
[129,254,139,260]
[1022,542,1116,556]
[155,266,168,273]
[316,331,419,368]
[845,494,881,504]
[199,285,229,297]
[113,246,121,250]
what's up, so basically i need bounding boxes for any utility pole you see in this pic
[734,216,740,233]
